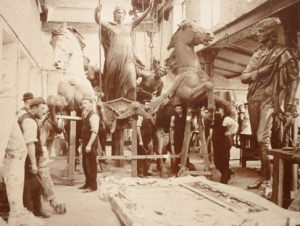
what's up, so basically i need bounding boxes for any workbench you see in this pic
[269,149,299,208]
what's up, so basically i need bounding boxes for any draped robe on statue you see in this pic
[101,22,144,101]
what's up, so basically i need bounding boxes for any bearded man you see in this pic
[241,17,299,196]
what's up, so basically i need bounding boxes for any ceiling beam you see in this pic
[216,56,247,68]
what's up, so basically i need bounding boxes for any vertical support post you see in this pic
[114,129,124,167]
[131,115,138,177]
[271,157,279,205]
[201,47,220,81]
[279,6,299,201]
[68,111,76,183]
[278,158,284,207]
[180,114,192,169]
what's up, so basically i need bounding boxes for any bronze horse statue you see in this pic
[151,20,234,177]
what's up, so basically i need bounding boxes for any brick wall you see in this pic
[212,0,267,31]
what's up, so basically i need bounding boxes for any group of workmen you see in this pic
[16,92,68,220]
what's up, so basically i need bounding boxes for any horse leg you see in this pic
[178,109,192,177]
[197,112,211,172]
[152,128,168,178]
[214,95,236,118]
[189,82,215,121]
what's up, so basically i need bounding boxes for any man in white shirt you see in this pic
[211,105,238,184]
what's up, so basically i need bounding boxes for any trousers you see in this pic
[248,97,272,181]
[82,143,98,190]
[23,156,43,215]
[137,131,152,175]
[212,136,232,183]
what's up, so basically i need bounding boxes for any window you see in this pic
[200,0,220,29]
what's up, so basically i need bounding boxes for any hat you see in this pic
[22,92,34,100]
[29,97,46,108]
[82,96,93,103]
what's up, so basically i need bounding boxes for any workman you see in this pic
[211,105,238,184]
[78,96,99,193]
[137,99,156,178]
[18,97,51,218]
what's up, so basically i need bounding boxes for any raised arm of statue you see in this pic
[132,0,154,29]
[156,82,163,97]
[94,6,109,29]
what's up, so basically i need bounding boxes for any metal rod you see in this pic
[98,0,102,97]
[159,0,165,65]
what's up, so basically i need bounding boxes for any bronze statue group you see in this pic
[0,3,300,226]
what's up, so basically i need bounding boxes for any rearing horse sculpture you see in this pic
[48,22,100,157]
[151,20,233,177]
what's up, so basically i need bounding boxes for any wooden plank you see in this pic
[67,111,76,181]
[110,196,137,226]
[189,171,212,176]
[56,115,82,121]
[278,158,284,207]
[51,173,73,186]
[97,153,212,160]
[269,149,296,162]
[179,184,245,216]
[131,116,138,177]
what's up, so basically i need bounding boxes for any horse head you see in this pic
[50,21,86,70]
[177,20,214,46]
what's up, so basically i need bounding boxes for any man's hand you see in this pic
[30,164,38,175]
[286,104,297,114]
[85,145,91,153]
[139,141,143,146]
[95,4,102,12]
[257,64,273,78]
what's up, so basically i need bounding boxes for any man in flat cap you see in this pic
[241,17,299,196]
[18,97,51,218]
[17,92,34,118]
[79,96,99,193]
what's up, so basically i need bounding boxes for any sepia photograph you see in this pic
[0,0,300,225]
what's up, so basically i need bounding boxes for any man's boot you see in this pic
[247,178,263,189]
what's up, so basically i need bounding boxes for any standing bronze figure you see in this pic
[241,17,299,196]
[94,1,154,101]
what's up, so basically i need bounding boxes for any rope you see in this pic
[159,0,165,65]
[142,0,148,69]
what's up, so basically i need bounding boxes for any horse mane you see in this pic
[165,20,191,74]
[52,26,86,51]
